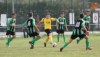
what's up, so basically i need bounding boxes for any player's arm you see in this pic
[82,25,89,35]
[82,21,88,34]
[22,21,27,30]
[7,19,13,26]
[36,15,40,26]
[51,18,60,23]
[88,23,90,30]
[56,20,58,30]
[37,18,44,27]
[34,25,40,33]
[51,18,57,22]
[82,26,87,32]
[22,21,27,27]
[33,19,40,32]
[88,17,91,30]
[64,19,68,31]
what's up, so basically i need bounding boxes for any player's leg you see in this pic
[83,34,92,50]
[57,34,60,42]
[45,29,49,43]
[10,32,15,42]
[28,33,35,49]
[9,35,15,43]
[6,31,13,47]
[47,29,53,43]
[44,29,52,47]
[49,33,53,44]
[62,34,66,42]
[32,32,41,44]
[6,35,11,47]
[77,38,83,44]
[8,32,15,47]
[30,32,41,49]
[62,30,66,42]
[60,35,77,52]
[60,39,73,52]
[77,30,86,44]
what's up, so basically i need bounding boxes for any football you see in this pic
[52,42,57,47]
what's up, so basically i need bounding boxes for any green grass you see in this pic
[0,34,100,57]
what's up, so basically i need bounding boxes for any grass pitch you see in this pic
[0,34,100,57]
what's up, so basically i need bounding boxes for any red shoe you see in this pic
[86,47,92,50]
[60,48,63,52]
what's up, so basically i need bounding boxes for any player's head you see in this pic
[12,13,16,18]
[60,12,65,18]
[80,13,84,18]
[86,10,90,16]
[46,12,50,18]
[29,12,33,17]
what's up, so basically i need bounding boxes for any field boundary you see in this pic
[0,31,100,38]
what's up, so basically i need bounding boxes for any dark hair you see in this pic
[29,12,33,17]
[86,10,90,12]
[12,13,16,15]
[46,12,50,15]
[61,12,64,14]
[80,13,84,18]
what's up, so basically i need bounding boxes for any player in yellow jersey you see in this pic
[38,12,58,47]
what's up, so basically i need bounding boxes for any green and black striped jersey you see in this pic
[72,19,85,35]
[7,18,16,32]
[56,17,67,30]
[23,18,36,34]
[83,15,90,28]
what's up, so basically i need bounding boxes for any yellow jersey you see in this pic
[40,18,56,30]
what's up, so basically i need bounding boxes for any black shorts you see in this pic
[28,32,39,37]
[6,30,15,35]
[56,30,64,34]
[45,29,51,36]
[71,34,86,40]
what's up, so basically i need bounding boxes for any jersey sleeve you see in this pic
[32,19,36,26]
[22,21,27,27]
[51,18,56,21]
[82,20,85,26]
[88,16,91,22]
[7,18,12,25]
[40,18,44,22]
[56,18,59,26]
[64,19,67,26]
[83,15,86,20]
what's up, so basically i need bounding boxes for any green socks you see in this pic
[31,38,35,43]
[63,34,66,42]
[6,37,14,47]
[86,40,89,49]
[10,38,14,42]
[57,34,66,42]
[78,38,83,42]
[62,42,68,49]
[6,38,14,44]
[6,38,10,45]
[31,37,40,45]
[57,34,60,42]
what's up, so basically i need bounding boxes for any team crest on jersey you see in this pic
[59,19,64,24]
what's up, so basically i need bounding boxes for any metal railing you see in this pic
[0,24,100,32]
